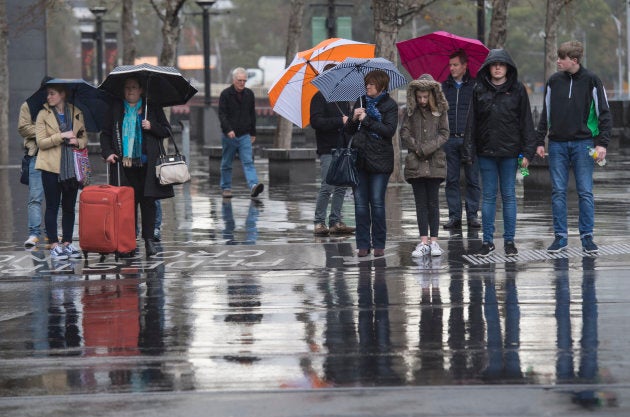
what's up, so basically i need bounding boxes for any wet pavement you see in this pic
[1,140,630,416]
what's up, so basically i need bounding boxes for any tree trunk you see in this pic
[544,0,574,81]
[274,0,305,149]
[150,0,186,67]
[372,0,403,183]
[0,0,8,165]
[487,0,509,49]
[121,0,136,65]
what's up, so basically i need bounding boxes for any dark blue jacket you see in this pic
[442,71,475,136]
[310,91,349,155]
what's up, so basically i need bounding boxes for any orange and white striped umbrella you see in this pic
[268,38,375,128]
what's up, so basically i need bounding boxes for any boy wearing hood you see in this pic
[401,74,450,258]
[535,40,611,254]
[463,49,537,257]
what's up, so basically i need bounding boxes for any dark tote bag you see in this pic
[325,134,359,188]
[20,153,31,185]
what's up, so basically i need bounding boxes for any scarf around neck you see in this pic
[365,92,385,138]
[123,99,143,160]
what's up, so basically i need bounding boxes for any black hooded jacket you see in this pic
[463,49,537,161]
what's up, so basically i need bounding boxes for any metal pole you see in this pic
[627,0,630,97]
[613,15,623,96]
[477,0,485,44]
[327,0,336,38]
[95,15,103,84]
[202,8,211,105]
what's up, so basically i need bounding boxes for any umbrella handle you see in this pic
[334,102,346,117]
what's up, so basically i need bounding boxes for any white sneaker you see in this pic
[50,245,68,260]
[63,243,82,258]
[430,241,443,257]
[24,235,39,247]
[412,243,431,257]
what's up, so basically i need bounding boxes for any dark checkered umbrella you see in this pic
[311,57,407,103]
[98,63,198,109]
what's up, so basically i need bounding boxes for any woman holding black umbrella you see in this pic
[35,84,87,259]
[100,76,174,257]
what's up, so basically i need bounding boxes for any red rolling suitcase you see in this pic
[79,163,136,260]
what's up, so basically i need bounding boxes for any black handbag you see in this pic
[20,153,31,185]
[155,134,191,185]
[325,134,359,187]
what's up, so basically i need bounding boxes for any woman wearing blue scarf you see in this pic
[344,70,399,257]
[100,76,174,257]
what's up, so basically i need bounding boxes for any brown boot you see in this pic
[329,222,355,235]
[313,223,329,236]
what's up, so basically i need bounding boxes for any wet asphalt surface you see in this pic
[1,137,630,416]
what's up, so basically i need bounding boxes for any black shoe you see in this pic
[504,241,518,256]
[467,217,481,228]
[250,183,264,198]
[145,239,157,257]
[443,218,462,229]
[476,242,495,257]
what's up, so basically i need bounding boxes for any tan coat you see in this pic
[401,75,450,181]
[35,103,87,174]
[18,102,38,156]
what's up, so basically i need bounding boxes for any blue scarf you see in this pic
[365,92,385,138]
[122,99,143,160]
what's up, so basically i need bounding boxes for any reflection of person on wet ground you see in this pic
[554,257,604,407]
[357,258,404,385]
[482,263,523,381]
[414,264,445,384]
[222,199,261,245]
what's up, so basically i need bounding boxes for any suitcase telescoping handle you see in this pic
[105,160,122,186]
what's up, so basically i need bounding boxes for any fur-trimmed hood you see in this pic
[405,73,449,117]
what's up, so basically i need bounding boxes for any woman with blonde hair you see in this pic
[401,74,450,257]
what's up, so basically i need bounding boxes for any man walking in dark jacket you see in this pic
[442,50,481,230]
[536,40,612,254]
[218,67,264,199]
[310,85,355,236]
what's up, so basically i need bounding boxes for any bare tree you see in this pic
[0,0,8,165]
[150,0,187,67]
[487,0,509,49]
[121,0,136,65]
[544,0,574,81]
[372,0,440,183]
[274,0,305,149]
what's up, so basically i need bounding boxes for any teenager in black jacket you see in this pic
[463,49,536,257]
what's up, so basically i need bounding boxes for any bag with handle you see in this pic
[20,152,31,185]
[155,133,191,185]
[326,133,359,187]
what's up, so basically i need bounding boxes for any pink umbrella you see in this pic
[396,31,490,82]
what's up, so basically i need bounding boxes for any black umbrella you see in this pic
[25,76,54,121]
[98,63,198,112]
[26,78,110,132]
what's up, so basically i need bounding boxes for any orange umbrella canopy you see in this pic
[268,38,375,128]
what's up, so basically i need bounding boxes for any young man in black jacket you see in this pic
[310,86,354,236]
[536,40,612,254]
[218,67,264,199]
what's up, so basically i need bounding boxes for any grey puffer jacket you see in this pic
[401,74,450,181]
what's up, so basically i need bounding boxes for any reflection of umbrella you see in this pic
[396,31,490,81]
[98,63,198,109]
[268,38,375,127]
[26,78,108,132]
[311,57,408,103]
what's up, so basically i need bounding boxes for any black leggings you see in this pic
[124,166,156,241]
[41,171,78,244]
[410,178,442,238]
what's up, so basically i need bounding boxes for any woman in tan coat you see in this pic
[401,74,450,258]
[35,84,87,260]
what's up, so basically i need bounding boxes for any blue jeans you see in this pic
[478,156,517,244]
[353,169,389,250]
[155,200,162,229]
[444,137,481,220]
[220,134,258,190]
[547,139,594,239]
[314,154,347,225]
[27,156,44,237]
